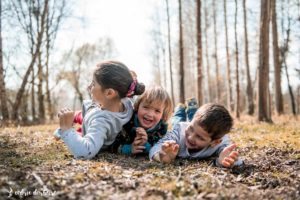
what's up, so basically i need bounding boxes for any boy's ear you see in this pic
[210,138,222,147]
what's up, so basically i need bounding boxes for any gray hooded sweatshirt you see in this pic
[149,122,243,167]
[54,99,133,159]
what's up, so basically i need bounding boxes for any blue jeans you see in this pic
[171,105,197,127]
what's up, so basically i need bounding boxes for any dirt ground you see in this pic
[0,117,299,200]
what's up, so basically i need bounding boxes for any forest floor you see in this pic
[0,115,300,200]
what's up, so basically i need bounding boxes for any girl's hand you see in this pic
[158,140,179,164]
[136,127,148,145]
[58,108,74,131]
[218,144,239,168]
[131,138,145,154]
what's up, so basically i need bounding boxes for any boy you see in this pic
[149,102,243,168]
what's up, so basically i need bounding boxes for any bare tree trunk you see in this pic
[297,86,300,114]
[31,70,36,121]
[271,0,284,115]
[196,0,203,106]
[284,55,296,115]
[165,0,175,104]
[37,51,45,123]
[178,0,185,103]
[213,0,220,102]
[243,0,255,115]
[204,0,211,102]
[258,0,272,122]
[21,89,29,124]
[0,0,9,121]
[234,0,240,119]
[224,0,233,112]
[280,2,296,115]
[45,10,53,120]
[12,0,48,121]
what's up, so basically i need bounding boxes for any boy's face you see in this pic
[184,119,214,150]
[137,100,164,129]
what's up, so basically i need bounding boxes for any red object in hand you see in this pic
[73,111,83,135]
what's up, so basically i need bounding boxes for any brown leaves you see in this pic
[0,123,300,199]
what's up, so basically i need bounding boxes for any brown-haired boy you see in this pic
[149,103,243,168]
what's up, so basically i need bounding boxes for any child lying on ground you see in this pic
[109,86,173,155]
[150,102,243,168]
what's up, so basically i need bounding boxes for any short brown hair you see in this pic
[193,103,233,140]
[134,86,173,122]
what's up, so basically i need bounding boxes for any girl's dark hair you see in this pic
[94,60,145,98]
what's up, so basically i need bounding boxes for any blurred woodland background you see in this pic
[0,0,300,125]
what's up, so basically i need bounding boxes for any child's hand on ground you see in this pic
[158,140,179,164]
[58,108,74,131]
[218,144,239,168]
[131,137,146,154]
[135,127,148,145]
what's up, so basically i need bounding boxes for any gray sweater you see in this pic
[149,122,243,166]
[54,98,133,159]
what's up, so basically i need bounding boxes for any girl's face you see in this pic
[137,100,164,130]
[88,76,105,104]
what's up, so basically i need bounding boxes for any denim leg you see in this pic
[171,105,186,127]
[186,98,198,121]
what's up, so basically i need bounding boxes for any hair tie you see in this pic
[126,79,137,97]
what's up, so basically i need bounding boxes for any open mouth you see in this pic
[142,116,153,126]
[186,138,196,148]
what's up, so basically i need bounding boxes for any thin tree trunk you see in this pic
[243,0,255,115]
[0,0,9,121]
[36,0,45,123]
[12,0,48,121]
[280,2,296,115]
[297,86,300,114]
[31,71,36,121]
[165,0,175,104]
[234,0,240,119]
[258,0,272,122]
[37,51,45,123]
[45,9,53,120]
[224,0,233,112]
[204,0,211,102]
[196,0,203,106]
[178,0,185,103]
[271,0,284,115]
[213,0,220,102]
[21,89,29,124]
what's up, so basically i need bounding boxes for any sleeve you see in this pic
[120,144,132,155]
[149,123,181,160]
[57,117,110,159]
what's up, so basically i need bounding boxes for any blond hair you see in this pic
[134,86,173,122]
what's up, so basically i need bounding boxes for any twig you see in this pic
[176,167,182,182]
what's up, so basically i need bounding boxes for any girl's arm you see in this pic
[57,117,110,159]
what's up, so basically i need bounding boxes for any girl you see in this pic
[54,60,145,159]
[109,86,173,156]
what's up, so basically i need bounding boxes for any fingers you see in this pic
[57,108,73,118]
[132,145,145,154]
[173,144,179,153]
[162,141,179,154]
[222,157,235,168]
[223,144,237,153]
[228,151,239,161]
[133,138,143,145]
